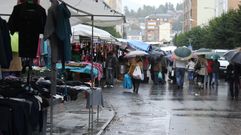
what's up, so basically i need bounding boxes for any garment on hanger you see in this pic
[0,17,12,68]
[56,2,72,61]
[45,1,72,62]
[44,0,60,64]
[8,2,46,58]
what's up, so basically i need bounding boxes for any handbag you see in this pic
[171,70,175,77]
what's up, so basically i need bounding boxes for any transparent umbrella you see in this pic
[206,53,220,60]
[194,48,212,55]
[125,50,149,58]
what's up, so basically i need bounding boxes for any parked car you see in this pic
[213,49,229,78]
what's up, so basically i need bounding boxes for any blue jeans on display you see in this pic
[175,68,185,87]
[188,71,194,81]
[106,68,114,85]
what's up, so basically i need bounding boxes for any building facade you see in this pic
[183,0,216,32]
[145,14,174,42]
[228,0,241,10]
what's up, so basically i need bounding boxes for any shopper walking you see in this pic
[186,58,195,82]
[128,57,143,94]
[227,62,241,100]
[207,59,214,87]
[212,59,220,87]
[174,60,187,89]
[105,52,118,88]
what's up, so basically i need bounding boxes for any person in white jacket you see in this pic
[186,58,195,82]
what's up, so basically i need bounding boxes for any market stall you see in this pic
[0,0,125,135]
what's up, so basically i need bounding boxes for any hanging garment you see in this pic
[0,17,12,68]
[33,39,41,66]
[10,33,19,53]
[8,2,46,58]
[44,1,59,63]
[56,3,72,61]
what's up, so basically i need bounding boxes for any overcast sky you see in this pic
[122,0,183,11]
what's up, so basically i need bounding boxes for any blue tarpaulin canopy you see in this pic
[127,40,151,52]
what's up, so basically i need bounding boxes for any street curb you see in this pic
[96,104,116,135]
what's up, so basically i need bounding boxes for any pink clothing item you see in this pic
[33,39,41,66]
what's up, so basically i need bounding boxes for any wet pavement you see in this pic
[47,92,115,135]
[102,79,241,135]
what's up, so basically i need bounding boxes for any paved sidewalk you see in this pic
[46,92,115,135]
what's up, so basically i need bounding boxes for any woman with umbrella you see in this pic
[128,56,143,94]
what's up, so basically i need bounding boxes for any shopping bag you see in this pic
[123,74,132,89]
[132,65,142,80]
[158,72,163,79]
[141,73,144,80]
[171,70,175,77]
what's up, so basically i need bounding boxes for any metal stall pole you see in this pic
[90,15,94,135]
[50,62,57,135]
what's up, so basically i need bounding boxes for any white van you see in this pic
[213,49,229,77]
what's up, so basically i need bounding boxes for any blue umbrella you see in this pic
[127,40,151,52]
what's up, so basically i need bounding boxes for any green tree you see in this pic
[99,26,121,38]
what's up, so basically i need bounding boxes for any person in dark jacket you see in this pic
[212,59,220,87]
[105,52,118,87]
[226,62,241,100]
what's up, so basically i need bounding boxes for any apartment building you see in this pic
[145,14,174,42]
[183,0,216,32]
[184,0,241,32]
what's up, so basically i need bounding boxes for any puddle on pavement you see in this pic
[174,113,241,119]
[173,108,234,112]
[68,110,96,114]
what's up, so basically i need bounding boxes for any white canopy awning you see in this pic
[71,24,113,40]
[0,0,125,27]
